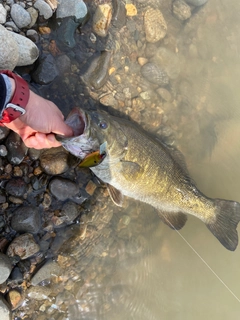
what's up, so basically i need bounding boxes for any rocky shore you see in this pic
[0,0,216,319]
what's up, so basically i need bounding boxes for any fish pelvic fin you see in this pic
[158,211,188,230]
[206,199,240,251]
[107,184,124,207]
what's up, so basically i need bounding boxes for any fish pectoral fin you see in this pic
[120,161,143,180]
[107,183,124,207]
[158,211,188,230]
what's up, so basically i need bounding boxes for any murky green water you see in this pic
[29,0,240,319]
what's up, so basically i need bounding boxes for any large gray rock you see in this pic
[0,295,11,320]
[0,4,7,24]
[56,0,87,21]
[10,4,31,28]
[10,32,39,66]
[0,25,39,70]
[0,25,19,70]
[34,0,53,19]
[31,260,61,286]
[0,253,12,284]
[49,177,79,201]
[11,206,41,234]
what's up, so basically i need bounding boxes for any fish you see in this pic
[57,107,240,251]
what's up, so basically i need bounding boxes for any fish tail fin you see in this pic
[206,199,240,251]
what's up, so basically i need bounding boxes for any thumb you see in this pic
[52,121,73,137]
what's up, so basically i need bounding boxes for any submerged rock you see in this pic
[141,62,169,86]
[11,206,42,234]
[7,234,40,260]
[31,54,59,85]
[173,0,192,21]
[49,177,79,201]
[185,0,208,5]
[93,3,112,37]
[144,8,167,43]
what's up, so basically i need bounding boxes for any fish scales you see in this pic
[57,108,240,251]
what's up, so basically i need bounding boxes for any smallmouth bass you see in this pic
[57,107,240,251]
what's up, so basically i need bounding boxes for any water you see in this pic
[19,0,240,318]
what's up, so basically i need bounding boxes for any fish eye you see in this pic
[99,121,108,129]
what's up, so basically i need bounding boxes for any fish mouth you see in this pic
[56,108,99,159]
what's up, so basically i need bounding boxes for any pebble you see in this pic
[7,289,23,310]
[27,286,51,300]
[11,206,41,234]
[27,7,39,28]
[157,88,172,102]
[10,31,39,66]
[125,3,137,17]
[31,54,59,85]
[30,260,61,286]
[0,296,11,320]
[34,0,53,19]
[151,47,181,79]
[61,201,80,223]
[5,178,27,198]
[93,4,112,37]
[7,234,40,260]
[186,0,208,5]
[0,253,12,284]
[173,0,192,21]
[141,62,169,86]
[0,25,19,70]
[0,4,7,24]
[10,4,31,28]
[144,8,167,43]
[112,0,126,28]
[56,0,88,22]
[39,147,70,175]
[0,145,7,157]
[49,177,79,201]
[5,131,28,164]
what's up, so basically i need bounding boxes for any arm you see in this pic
[1,73,73,149]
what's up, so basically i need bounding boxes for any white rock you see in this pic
[56,0,87,20]
[0,25,19,70]
[27,7,39,28]
[34,0,53,19]
[10,4,31,28]
[0,4,7,24]
[10,32,39,66]
[0,296,11,320]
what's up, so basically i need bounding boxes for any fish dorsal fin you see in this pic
[120,161,143,180]
[158,211,188,230]
[107,183,124,207]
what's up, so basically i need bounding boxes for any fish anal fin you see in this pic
[107,183,124,207]
[158,211,188,230]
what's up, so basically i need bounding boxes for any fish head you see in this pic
[56,107,128,160]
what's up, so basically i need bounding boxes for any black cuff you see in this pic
[0,74,6,114]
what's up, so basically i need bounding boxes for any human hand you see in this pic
[4,89,73,149]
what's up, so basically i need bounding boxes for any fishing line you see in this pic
[165,218,240,303]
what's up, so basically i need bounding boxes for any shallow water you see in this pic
[23,0,240,319]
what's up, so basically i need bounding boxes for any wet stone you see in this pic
[39,147,70,175]
[112,0,126,29]
[5,178,27,198]
[186,0,208,5]
[0,126,9,142]
[7,233,40,260]
[5,131,28,165]
[141,62,169,86]
[0,146,7,157]
[61,201,79,224]
[7,289,23,310]
[56,54,71,73]
[0,253,12,284]
[11,206,41,234]
[27,286,51,300]
[0,295,11,320]
[32,54,59,85]
[173,0,192,21]
[92,3,112,37]
[49,177,79,201]
[30,260,61,286]
[144,8,167,43]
